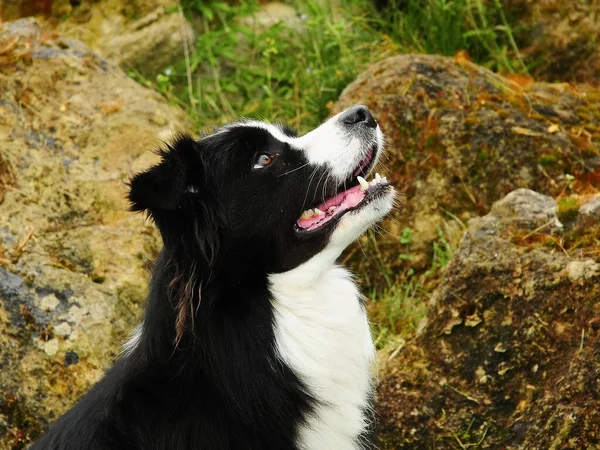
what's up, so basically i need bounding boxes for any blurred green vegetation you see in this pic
[132,0,526,134]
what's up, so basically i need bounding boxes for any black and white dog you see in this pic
[31,105,395,450]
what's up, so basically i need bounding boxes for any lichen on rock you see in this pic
[376,189,600,449]
[0,18,193,449]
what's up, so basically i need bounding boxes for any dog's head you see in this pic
[129,106,395,339]
[130,105,395,273]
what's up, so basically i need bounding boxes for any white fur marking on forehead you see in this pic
[222,120,294,143]
[225,113,384,182]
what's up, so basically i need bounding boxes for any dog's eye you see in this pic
[253,154,273,169]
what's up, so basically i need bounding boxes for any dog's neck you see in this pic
[269,252,375,448]
[130,236,353,355]
[129,248,282,365]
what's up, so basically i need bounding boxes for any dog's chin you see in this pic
[327,184,395,249]
[294,179,394,233]
[293,180,395,258]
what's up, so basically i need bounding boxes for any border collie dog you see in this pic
[32,105,395,450]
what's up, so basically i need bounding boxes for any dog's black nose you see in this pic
[340,105,377,129]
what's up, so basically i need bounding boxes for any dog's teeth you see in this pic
[301,209,314,219]
[370,179,378,186]
[382,176,388,183]
[357,176,369,191]
[327,206,337,214]
[375,173,381,181]
[313,208,324,216]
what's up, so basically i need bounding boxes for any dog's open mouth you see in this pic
[296,145,389,233]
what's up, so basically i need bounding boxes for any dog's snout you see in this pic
[340,105,377,129]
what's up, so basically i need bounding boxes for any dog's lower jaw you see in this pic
[270,260,376,450]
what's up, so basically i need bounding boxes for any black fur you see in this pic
[31,124,360,450]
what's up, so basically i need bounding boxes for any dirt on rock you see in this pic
[376,188,600,449]
[333,54,600,295]
[0,18,193,449]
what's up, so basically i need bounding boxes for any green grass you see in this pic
[371,271,428,349]
[426,227,454,278]
[148,0,527,133]
[373,0,526,72]
[368,225,455,348]
[158,0,385,131]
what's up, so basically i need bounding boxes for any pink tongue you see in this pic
[297,184,366,231]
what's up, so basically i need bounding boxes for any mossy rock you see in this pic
[376,189,600,449]
[0,18,193,449]
[333,54,600,292]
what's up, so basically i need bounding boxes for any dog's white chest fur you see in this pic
[269,251,375,450]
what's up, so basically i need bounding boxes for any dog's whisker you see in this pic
[322,174,333,205]
[356,235,373,265]
[278,162,309,178]
[301,166,320,212]
[376,161,393,175]
[312,170,328,205]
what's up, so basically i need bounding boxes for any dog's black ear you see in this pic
[129,135,224,345]
[129,135,200,213]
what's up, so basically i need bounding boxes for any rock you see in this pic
[0,0,190,77]
[565,259,600,282]
[0,0,177,22]
[333,54,600,291]
[490,188,563,232]
[376,189,600,449]
[577,194,600,228]
[240,2,302,31]
[503,0,600,83]
[0,0,53,18]
[0,18,193,448]
[101,9,195,76]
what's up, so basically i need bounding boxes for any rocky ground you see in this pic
[0,18,192,448]
[332,53,599,449]
[377,189,600,449]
